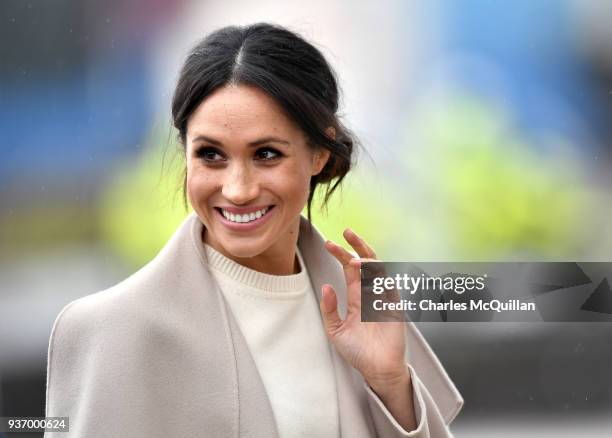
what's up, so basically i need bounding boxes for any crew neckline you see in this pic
[202,240,310,293]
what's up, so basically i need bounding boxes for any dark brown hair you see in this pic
[171,23,359,222]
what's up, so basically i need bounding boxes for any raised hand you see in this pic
[319,229,418,431]
[319,228,409,390]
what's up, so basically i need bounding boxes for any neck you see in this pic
[202,219,301,276]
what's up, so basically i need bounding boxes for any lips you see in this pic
[213,205,276,231]
[216,206,273,223]
[216,205,275,215]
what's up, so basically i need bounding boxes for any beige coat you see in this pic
[45,212,463,437]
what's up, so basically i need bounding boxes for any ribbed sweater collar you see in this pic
[203,241,310,293]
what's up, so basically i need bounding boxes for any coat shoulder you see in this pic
[54,269,146,328]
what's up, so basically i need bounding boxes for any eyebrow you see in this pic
[191,135,290,147]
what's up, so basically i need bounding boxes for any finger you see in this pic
[325,240,361,289]
[324,242,362,319]
[348,257,379,267]
[324,240,356,267]
[343,228,377,259]
[319,284,343,336]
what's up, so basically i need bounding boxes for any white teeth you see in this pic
[221,207,270,223]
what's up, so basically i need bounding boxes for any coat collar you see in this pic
[160,211,462,435]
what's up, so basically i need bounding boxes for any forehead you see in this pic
[186,84,301,143]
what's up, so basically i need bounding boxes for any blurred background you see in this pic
[1,0,612,436]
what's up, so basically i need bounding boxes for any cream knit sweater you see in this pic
[204,243,340,438]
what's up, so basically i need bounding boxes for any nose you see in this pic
[221,163,260,205]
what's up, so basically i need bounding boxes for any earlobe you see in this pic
[312,127,335,176]
[312,148,331,176]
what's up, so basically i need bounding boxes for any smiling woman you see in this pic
[183,84,330,274]
[44,23,463,438]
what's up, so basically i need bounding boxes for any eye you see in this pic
[196,146,225,162]
[255,147,283,161]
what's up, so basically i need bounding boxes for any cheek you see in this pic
[186,167,215,204]
[272,162,312,202]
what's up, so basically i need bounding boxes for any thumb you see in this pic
[320,284,343,336]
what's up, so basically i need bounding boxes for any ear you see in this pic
[311,127,334,176]
[311,147,331,176]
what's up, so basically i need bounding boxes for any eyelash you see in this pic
[195,147,283,163]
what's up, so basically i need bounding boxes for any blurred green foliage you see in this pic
[98,97,595,269]
[97,125,190,269]
[396,96,591,259]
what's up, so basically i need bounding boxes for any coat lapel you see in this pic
[187,214,279,438]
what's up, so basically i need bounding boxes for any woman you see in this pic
[45,23,463,437]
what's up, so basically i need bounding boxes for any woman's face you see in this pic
[185,84,330,260]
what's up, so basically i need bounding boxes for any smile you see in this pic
[214,205,276,231]
[220,206,271,223]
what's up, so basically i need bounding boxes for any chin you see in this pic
[221,240,269,259]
